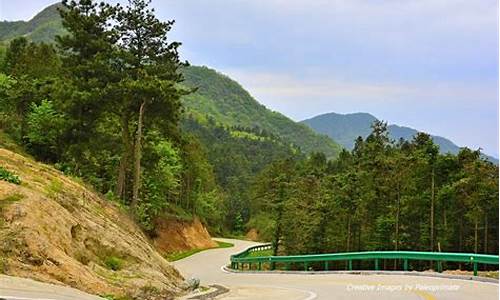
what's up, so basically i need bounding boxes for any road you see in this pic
[173,238,499,300]
[0,275,103,300]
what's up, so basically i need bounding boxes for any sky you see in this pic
[1,0,498,157]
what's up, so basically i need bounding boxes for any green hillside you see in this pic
[0,6,342,159]
[0,3,65,43]
[302,112,498,162]
[182,66,342,158]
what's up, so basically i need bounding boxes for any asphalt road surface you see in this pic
[0,238,497,300]
[173,238,499,300]
[0,275,103,300]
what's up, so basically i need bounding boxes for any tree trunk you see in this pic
[116,113,131,200]
[273,183,285,257]
[458,217,463,269]
[474,220,478,254]
[347,216,351,252]
[394,181,400,270]
[131,101,146,209]
[430,167,435,252]
[484,215,488,253]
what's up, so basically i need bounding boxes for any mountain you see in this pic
[0,3,65,43]
[0,4,342,158]
[181,66,342,158]
[301,112,498,162]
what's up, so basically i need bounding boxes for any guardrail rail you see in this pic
[230,244,499,276]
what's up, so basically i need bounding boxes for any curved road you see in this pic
[173,238,499,300]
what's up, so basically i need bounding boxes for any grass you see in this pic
[1,193,24,203]
[482,271,499,279]
[164,240,234,262]
[104,256,124,271]
[0,193,25,228]
[246,249,273,257]
[215,240,234,248]
[44,179,63,198]
[0,166,21,185]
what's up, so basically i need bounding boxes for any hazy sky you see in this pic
[1,0,498,157]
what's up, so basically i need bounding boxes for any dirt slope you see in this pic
[153,217,216,253]
[0,148,185,299]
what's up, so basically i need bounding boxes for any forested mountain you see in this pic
[0,0,339,236]
[0,1,497,285]
[181,115,300,231]
[181,66,342,158]
[0,3,65,43]
[0,5,342,158]
[302,112,497,162]
[250,122,499,259]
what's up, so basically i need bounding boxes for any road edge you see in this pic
[222,266,499,284]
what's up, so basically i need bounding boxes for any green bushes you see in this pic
[104,256,124,271]
[0,166,21,184]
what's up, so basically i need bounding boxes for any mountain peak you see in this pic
[301,111,498,163]
[0,2,64,43]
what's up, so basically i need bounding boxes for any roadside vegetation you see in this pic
[165,240,234,261]
[0,0,497,278]
[249,122,498,268]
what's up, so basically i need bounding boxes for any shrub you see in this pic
[104,256,124,271]
[0,166,21,185]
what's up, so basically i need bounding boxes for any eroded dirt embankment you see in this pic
[0,148,185,299]
[153,217,216,253]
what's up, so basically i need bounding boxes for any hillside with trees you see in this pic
[0,2,497,294]
[181,66,342,158]
[0,3,66,43]
[302,112,498,163]
[249,122,499,264]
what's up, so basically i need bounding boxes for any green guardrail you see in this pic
[230,244,499,276]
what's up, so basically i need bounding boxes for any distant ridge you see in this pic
[301,112,498,163]
[0,2,65,43]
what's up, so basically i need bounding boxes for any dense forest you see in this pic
[0,0,497,264]
[250,122,499,260]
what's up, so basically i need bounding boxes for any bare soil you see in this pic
[153,217,216,253]
[245,228,259,241]
[0,148,185,299]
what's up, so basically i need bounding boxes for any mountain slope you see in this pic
[302,112,497,162]
[0,4,342,158]
[182,66,342,158]
[0,147,185,299]
[0,3,65,43]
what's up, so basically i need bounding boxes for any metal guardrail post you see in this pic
[348,260,352,271]
[473,262,478,276]
[324,261,329,271]
[403,259,408,271]
[375,259,380,270]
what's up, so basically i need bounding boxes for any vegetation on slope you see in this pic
[182,66,342,158]
[0,1,497,285]
[0,148,184,299]
[181,115,300,232]
[0,3,66,43]
[302,112,498,163]
[249,122,499,269]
